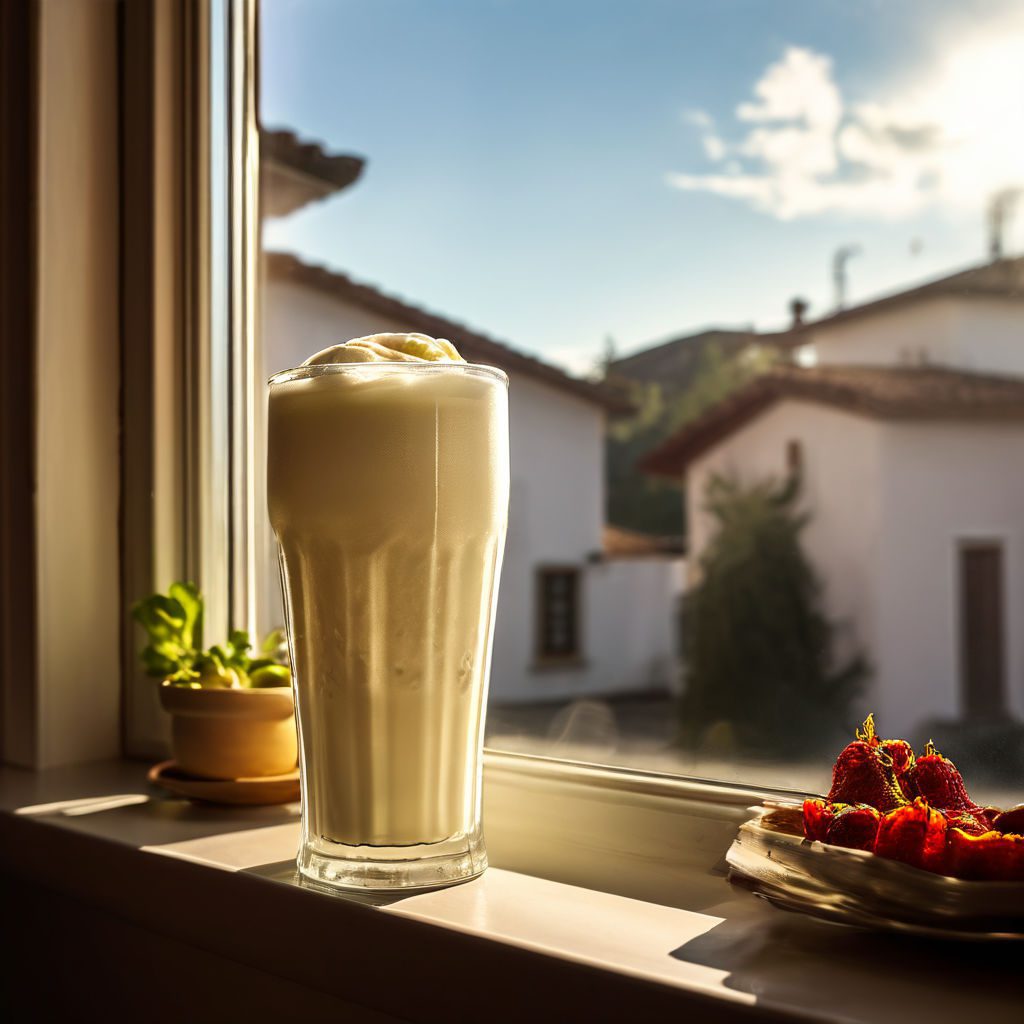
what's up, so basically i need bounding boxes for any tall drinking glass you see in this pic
[267,361,508,891]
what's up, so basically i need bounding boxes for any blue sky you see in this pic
[261,0,1024,373]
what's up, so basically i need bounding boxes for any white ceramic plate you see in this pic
[726,803,1024,940]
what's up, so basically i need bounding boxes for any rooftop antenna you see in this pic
[832,244,861,310]
[987,188,1022,260]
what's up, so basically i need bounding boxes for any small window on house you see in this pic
[536,568,582,662]
[786,439,803,477]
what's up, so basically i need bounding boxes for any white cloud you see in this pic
[670,28,1024,221]
[702,134,726,161]
[737,47,841,137]
[681,108,713,129]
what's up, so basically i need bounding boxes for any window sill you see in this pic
[1,758,1019,1023]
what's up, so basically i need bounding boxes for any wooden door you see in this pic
[959,542,1006,719]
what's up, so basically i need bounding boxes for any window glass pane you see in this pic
[257,0,1024,805]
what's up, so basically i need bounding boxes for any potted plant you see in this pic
[133,582,297,780]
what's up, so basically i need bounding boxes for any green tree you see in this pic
[605,341,777,538]
[592,334,619,378]
[680,473,866,757]
[606,381,684,536]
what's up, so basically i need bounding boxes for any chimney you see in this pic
[789,297,808,329]
[988,188,1022,261]
[833,244,862,309]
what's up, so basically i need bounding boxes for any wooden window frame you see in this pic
[120,0,259,758]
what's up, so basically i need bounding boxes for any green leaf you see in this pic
[247,664,291,688]
[227,629,252,666]
[167,581,203,650]
[132,594,185,642]
[133,582,291,688]
[258,628,290,665]
[196,650,226,675]
[260,628,287,654]
[133,582,206,678]
[206,630,253,671]
[141,647,179,678]
[167,666,200,685]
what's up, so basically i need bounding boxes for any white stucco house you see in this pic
[258,130,683,706]
[789,258,1024,376]
[645,258,1024,738]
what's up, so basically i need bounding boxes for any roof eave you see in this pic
[641,371,1024,477]
[640,384,779,477]
[780,262,1024,343]
[264,251,631,415]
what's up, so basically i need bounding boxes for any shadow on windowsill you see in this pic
[669,898,1024,1014]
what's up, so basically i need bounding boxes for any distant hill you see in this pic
[604,328,776,542]
[608,328,758,395]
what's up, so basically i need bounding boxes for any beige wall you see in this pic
[797,296,1024,376]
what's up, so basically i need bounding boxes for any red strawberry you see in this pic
[874,799,949,874]
[946,828,1024,882]
[880,738,915,797]
[992,804,1024,835]
[802,799,837,842]
[904,740,977,813]
[827,715,908,812]
[942,810,988,836]
[824,804,881,851]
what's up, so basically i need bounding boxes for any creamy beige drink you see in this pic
[267,334,508,890]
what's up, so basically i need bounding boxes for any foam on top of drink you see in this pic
[303,333,465,365]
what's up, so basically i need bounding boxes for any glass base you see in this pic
[297,833,488,893]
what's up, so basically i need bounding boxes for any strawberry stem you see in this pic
[856,712,877,745]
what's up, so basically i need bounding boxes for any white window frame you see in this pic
[121,0,260,757]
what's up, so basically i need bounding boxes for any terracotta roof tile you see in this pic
[261,129,364,192]
[602,525,683,557]
[643,365,1024,476]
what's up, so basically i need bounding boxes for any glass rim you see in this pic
[268,360,509,388]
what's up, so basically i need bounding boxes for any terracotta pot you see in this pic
[159,681,298,780]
